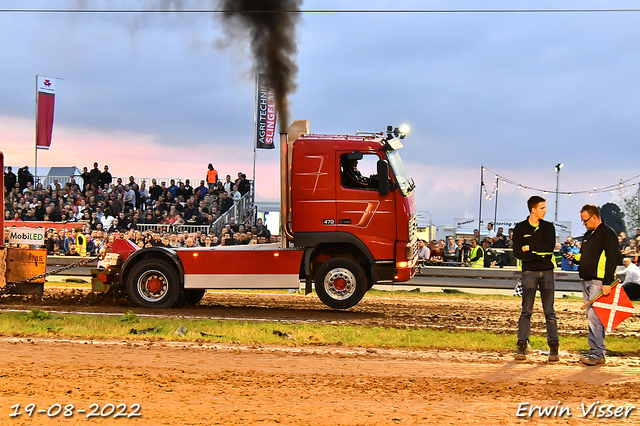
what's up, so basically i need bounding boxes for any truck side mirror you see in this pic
[377,160,390,196]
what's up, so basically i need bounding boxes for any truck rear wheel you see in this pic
[126,258,182,308]
[315,257,368,309]
[183,289,206,306]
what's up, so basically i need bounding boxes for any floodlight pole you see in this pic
[554,163,563,222]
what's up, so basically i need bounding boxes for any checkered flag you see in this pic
[513,280,523,297]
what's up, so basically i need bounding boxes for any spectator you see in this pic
[88,162,101,188]
[166,179,179,199]
[4,166,16,193]
[183,179,194,200]
[469,238,484,268]
[506,228,515,266]
[619,232,628,251]
[485,222,496,241]
[222,175,233,193]
[231,185,242,204]
[123,184,135,211]
[237,173,251,196]
[45,232,61,254]
[63,242,80,257]
[138,181,150,208]
[622,240,638,265]
[482,238,497,268]
[560,237,580,271]
[101,210,115,232]
[618,257,640,301]
[195,180,208,202]
[148,179,163,202]
[99,165,112,189]
[17,166,34,192]
[491,226,509,267]
[185,236,196,248]
[456,237,468,265]
[229,217,240,233]
[85,234,96,256]
[183,200,200,223]
[218,191,233,214]
[206,163,218,190]
[80,166,90,190]
[255,218,270,239]
[429,240,443,263]
[443,236,457,264]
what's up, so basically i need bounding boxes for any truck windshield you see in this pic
[387,150,414,196]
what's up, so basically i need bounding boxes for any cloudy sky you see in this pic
[2,0,640,234]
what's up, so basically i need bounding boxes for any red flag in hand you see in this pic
[592,284,636,333]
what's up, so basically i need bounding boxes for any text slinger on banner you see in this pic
[255,73,276,149]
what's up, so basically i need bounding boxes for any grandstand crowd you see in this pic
[3,163,274,255]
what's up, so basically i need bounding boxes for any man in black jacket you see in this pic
[567,204,620,365]
[4,166,17,193]
[512,196,559,362]
[89,162,101,189]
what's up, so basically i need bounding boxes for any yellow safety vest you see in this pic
[470,246,484,268]
[76,234,87,256]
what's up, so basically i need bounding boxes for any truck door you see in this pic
[291,149,337,233]
[336,152,396,260]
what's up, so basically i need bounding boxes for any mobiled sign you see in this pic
[8,227,45,246]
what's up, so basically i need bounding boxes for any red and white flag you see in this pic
[592,283,636,333]
[36,75,56,150]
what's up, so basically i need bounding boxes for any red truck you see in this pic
[102,121,418,309]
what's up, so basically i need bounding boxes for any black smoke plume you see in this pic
[218,0,302,132]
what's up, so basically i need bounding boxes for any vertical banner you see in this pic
[254,73,277,149]
[36,75,56,150]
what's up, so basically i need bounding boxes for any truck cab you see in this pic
[287,123,418,308]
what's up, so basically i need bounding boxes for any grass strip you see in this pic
[0,309,638,355]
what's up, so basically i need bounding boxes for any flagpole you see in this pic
[478,166,484,235]
[581,280,620,310]
[253,73,258,221]
[34,74,38,184]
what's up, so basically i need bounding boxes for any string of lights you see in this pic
[481,167,640,200]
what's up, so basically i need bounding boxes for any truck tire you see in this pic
[126,258,182,308]
[182,289,206,306]
[315,257,368,309]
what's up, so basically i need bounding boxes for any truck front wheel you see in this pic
[126,258,182,308]
[315,257,368,309]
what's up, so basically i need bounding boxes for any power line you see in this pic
[1,8,640,14]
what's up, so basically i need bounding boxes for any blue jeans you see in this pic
[517,270,558,343]
[583,279,606,358]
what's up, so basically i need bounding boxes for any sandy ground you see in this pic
[0,290,639,425]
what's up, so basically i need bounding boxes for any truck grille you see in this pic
[408,213,419,265]
[408,213,418,242]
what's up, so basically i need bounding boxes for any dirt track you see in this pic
[2,288,640,337]
[1,290,639,425]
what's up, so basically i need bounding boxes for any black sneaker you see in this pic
[580,354,606,366]
[515,340,527,360]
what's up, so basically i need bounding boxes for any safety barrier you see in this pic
[411,265,584,292]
